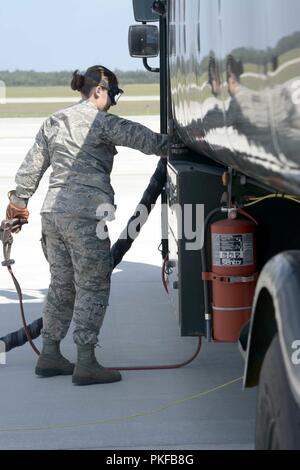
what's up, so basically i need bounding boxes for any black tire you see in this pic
[255,334,300,449]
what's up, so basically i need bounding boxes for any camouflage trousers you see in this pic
[40,213,113,345]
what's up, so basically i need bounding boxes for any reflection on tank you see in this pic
[223,55,277,162]
[201,55,280,174]
[223,52,300,170]
[208,56,221,98]
[204,50,300,181]
[169,0,300,193]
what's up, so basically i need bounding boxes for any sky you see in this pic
[0,0,157,71]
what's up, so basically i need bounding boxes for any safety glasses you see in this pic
[84,72,123,106]
[107,84,124,106]
[98,80,123,106]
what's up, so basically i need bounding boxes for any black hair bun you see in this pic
[71,70,85,91]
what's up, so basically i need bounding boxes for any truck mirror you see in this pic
[128,25,159,58]
[132,0,159,22]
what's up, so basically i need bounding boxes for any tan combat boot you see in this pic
[72,344,122,385]
[35,338,74,377]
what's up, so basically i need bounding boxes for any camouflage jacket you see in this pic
[11,99,168,218]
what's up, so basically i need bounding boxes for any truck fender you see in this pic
[244,251,300,407]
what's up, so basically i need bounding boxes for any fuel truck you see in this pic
[128,0,300,449]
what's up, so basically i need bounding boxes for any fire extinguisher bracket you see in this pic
[212,305,253,311]
[206,216,257,342]
[202,272,258,284]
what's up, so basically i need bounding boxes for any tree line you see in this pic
[0,69,159,86]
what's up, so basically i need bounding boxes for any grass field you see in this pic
[0,84,160,117]
[5,84,159,98]
[0,100,159,118]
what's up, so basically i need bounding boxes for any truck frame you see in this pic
[129,0,300,449]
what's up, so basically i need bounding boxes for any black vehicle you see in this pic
[129,0,300,449]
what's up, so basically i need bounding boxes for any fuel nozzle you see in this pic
[1,218,27,267]
[0,218,28,242]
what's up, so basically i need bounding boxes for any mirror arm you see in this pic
[143,58,159,73]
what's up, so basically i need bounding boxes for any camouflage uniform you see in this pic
[11,99,168,345]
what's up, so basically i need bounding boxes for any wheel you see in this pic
[255,334,300,449]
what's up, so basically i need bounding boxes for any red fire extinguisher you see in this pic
[203,216,257,342]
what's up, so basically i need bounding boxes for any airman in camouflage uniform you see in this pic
[7,66,168,384]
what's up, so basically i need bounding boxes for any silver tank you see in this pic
[169,0,300,195]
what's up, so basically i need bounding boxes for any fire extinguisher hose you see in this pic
[201,208,223,342]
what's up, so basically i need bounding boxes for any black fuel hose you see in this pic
[2,318,43,353]
[111,158,167,266]
[1,158,168,352]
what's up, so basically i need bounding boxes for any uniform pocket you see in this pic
[40,233,49,262]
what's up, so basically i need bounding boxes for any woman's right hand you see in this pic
[5,203,29,233]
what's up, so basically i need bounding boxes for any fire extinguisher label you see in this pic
[212,233,253,266]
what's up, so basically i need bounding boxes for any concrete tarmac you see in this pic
[0,115,256,450]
